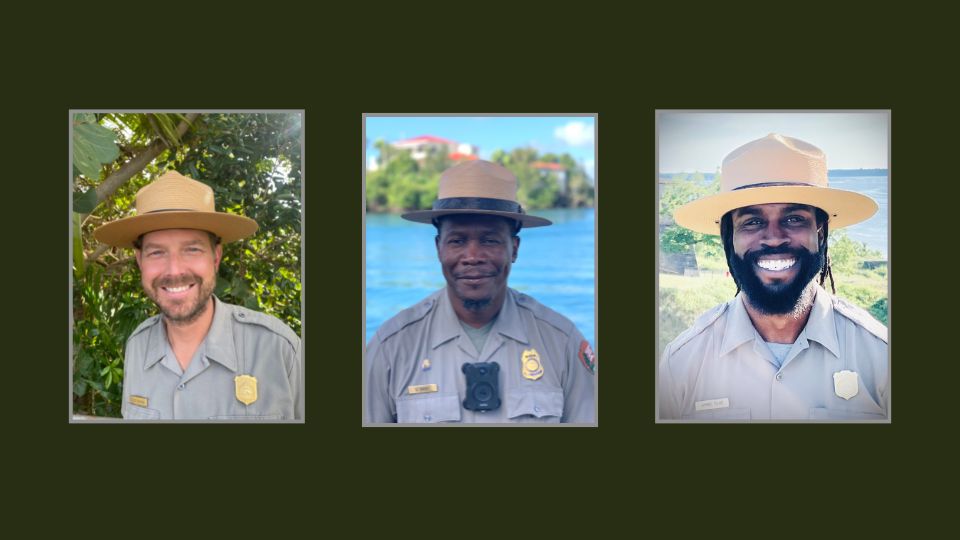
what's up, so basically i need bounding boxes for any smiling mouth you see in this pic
[161,283,196,294]
[756,258,797,272]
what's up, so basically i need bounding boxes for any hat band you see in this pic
[733,181,816,190]
[432,197,523,214]
[143,208,201,214]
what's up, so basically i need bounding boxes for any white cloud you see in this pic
[554,121,595,146]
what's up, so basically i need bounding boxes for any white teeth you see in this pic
[757,258,797,271]
[164,285,191,293]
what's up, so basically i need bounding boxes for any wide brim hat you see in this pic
[94,171,259,248]
[673,133,878,235]
[401,160,552,228]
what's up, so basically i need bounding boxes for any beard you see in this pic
[730,245,824,316]
[462,298,492,312]
[145,272,216,326]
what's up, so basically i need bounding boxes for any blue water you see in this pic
[365,208,596,348]
[828,175,888,258]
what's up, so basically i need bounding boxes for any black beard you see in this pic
[462,298,491,312]
[730,246,824,316]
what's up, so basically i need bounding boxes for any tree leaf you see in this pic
[73,118,120,179]
[72,212,85,272]
[73,189,99,214]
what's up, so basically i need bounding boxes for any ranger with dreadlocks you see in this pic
[659,134,888,421]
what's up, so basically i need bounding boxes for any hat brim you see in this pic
[401,209,552,228]
[94,211,259,248]
[673,186,878,235]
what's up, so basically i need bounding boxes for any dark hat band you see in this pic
[733,181,816,190]
[432,197,524,214]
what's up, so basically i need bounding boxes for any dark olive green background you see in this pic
[9,5,956,536]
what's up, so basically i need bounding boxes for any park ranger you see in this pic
[659,133,888,421]
[94,171,302,420]
[365,160,596,424]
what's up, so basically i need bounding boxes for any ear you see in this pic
[213,244,223,271]
[134,249,143,268]
[511,236,520,263]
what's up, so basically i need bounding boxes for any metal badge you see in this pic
[833,370,859,400]
[521,349,544,380]
[235,374,259,405]
[421,359,432,371]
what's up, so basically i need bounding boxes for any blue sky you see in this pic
[365,115,596,176]
[658,111,890,173]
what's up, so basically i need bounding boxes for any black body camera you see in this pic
[461,361,501,411]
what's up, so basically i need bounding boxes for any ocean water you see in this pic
[364,208,596,348]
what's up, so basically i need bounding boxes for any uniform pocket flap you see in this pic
[506,388,564,419]
[396,393,462,423]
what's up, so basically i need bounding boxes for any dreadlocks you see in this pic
[719,207,835,296]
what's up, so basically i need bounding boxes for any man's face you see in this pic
[436,215,519,312]
[729,203,825,315]
[135,229,222,325]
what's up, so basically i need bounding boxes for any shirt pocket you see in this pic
[681,408,752,421]
[124,404,161,420]
[505,388,564,423]
[808,408,887,421]
[396,393,462,423]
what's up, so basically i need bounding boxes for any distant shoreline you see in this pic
[659,169,888,181]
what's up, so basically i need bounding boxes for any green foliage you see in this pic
[73,113,120,181]
[659,275,737,356]
[828,230,882,274]
[73,264,155,417]
[73,113,302,418]
[659,173,723,257]
[366,143,593,212]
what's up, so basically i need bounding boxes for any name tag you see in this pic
[407,384,438,395]
[129,395,149,407]
[695,398,729,411]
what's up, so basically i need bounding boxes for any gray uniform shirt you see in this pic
[659,286,888,421]
[121,296,303,420]
[366,287,596,423]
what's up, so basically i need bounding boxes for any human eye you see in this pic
[739,218,763,229]
[784,215,807,226]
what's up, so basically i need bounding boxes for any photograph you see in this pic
[70,111,303,422]
[363,115,597,425]
[657,110,889,422]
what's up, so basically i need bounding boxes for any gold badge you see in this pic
[235,375,258,405]
[129,395,149,407]
[521,349,544,380]
[408,383,438,395]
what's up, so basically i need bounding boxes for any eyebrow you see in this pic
[734,204,814,219]
[141,239,207,250]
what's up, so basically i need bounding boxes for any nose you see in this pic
[760,221,790,249]
[461,239,485,264]
[164,251,186,275]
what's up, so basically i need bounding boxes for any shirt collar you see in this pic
[719,285,840,358]
[430,287,529,350]
[141,296,239,373]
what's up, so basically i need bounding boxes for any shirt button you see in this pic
[776,373,783,381]
[534,406,541,413]
[178,383,186,390]
[423,414,432,422]
[238,312,245,318]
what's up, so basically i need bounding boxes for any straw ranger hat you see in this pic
[402,160,552,228]
[94,171,259,248]
[673,133,878,235]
